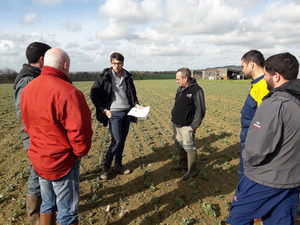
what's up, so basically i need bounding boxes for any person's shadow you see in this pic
[79,132,240,224]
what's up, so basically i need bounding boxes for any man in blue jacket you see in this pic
[239,50,269,178]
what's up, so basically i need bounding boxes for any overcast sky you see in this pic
[1,0,300,72]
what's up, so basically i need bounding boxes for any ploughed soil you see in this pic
[0,80,299,225]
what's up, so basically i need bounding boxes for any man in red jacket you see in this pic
[20,48,93,225]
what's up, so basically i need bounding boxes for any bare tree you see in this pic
[1,68,18,83]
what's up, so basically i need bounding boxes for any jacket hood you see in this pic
[179,78,197,91]
[102,67,133,79]
[13,64,41,90]
[189,78,197,85]
[263,79,300,101]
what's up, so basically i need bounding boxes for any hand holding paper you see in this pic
[128,106,150,119]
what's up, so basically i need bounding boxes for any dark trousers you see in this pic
[226,175,300,225]
[104,111,131,168]
[238,142,245,178]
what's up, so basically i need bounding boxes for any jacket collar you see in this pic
[23,63,41,75]
[263,79,300,101]
[103,67,132,80]
[13,64,41,90]
[252,74,265,84]
[179,78,197,91]
[41,66,72,84]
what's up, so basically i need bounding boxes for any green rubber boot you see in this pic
[182,152,197,180]
[171,148,187,171]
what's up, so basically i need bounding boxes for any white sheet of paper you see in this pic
[127,106,150,119]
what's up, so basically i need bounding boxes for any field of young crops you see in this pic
[0,79,255,224]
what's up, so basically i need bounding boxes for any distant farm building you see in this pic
[202,68,242,80]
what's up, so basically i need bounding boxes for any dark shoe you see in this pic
[114,164,131,174]
[100,167,109,180]
[182,152,197,180]
[171,148,187,171]
[26,194,42,225]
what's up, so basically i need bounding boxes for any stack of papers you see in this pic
[128,106,150,119]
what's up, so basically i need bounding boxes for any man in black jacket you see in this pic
[171,67,206,180]
[13,41,51,225]
[90,52,142,180]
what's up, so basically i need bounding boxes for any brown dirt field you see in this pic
[1,80,299,225]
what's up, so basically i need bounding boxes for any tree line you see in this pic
[0,68,203,84]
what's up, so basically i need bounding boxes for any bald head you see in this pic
[44,48,70,75]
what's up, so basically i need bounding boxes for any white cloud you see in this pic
[239,1,300,48]
[96,19,138,40]
[0,31,24,42]
[63,21,82,32]
[140,42,187,56]
[98,0,162,23]
[155,0,243,35]
[169,0,300,53]
[20,13,39,25]
[0,30,59,71]
[226,0,263,9]
[97,0,163,40]
[0,40,16,54]
[33,0,63,5]
[262,1,300,25]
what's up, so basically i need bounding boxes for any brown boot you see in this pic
[171,148,187,170]
[26,194,42,225]
[182,152,197,180]
[40,212,56,225]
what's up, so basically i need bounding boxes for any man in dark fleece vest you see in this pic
[227,53,300,225]
[171,67,206,180]
[13,41,51,225]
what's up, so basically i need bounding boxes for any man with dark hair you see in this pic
[239,50,269,178]
[227,52,300,224]
[25,42,52,64]
[90,52,142,180]
[13,41,51,225]
[171,67,206,180]
[21,48,93,225]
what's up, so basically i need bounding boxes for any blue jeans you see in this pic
[28,163,40,196]
[226,175,300,225]
[39,160,80,225]
[104,111,131,167]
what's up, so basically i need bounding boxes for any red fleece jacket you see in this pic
[20,66,93,180]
